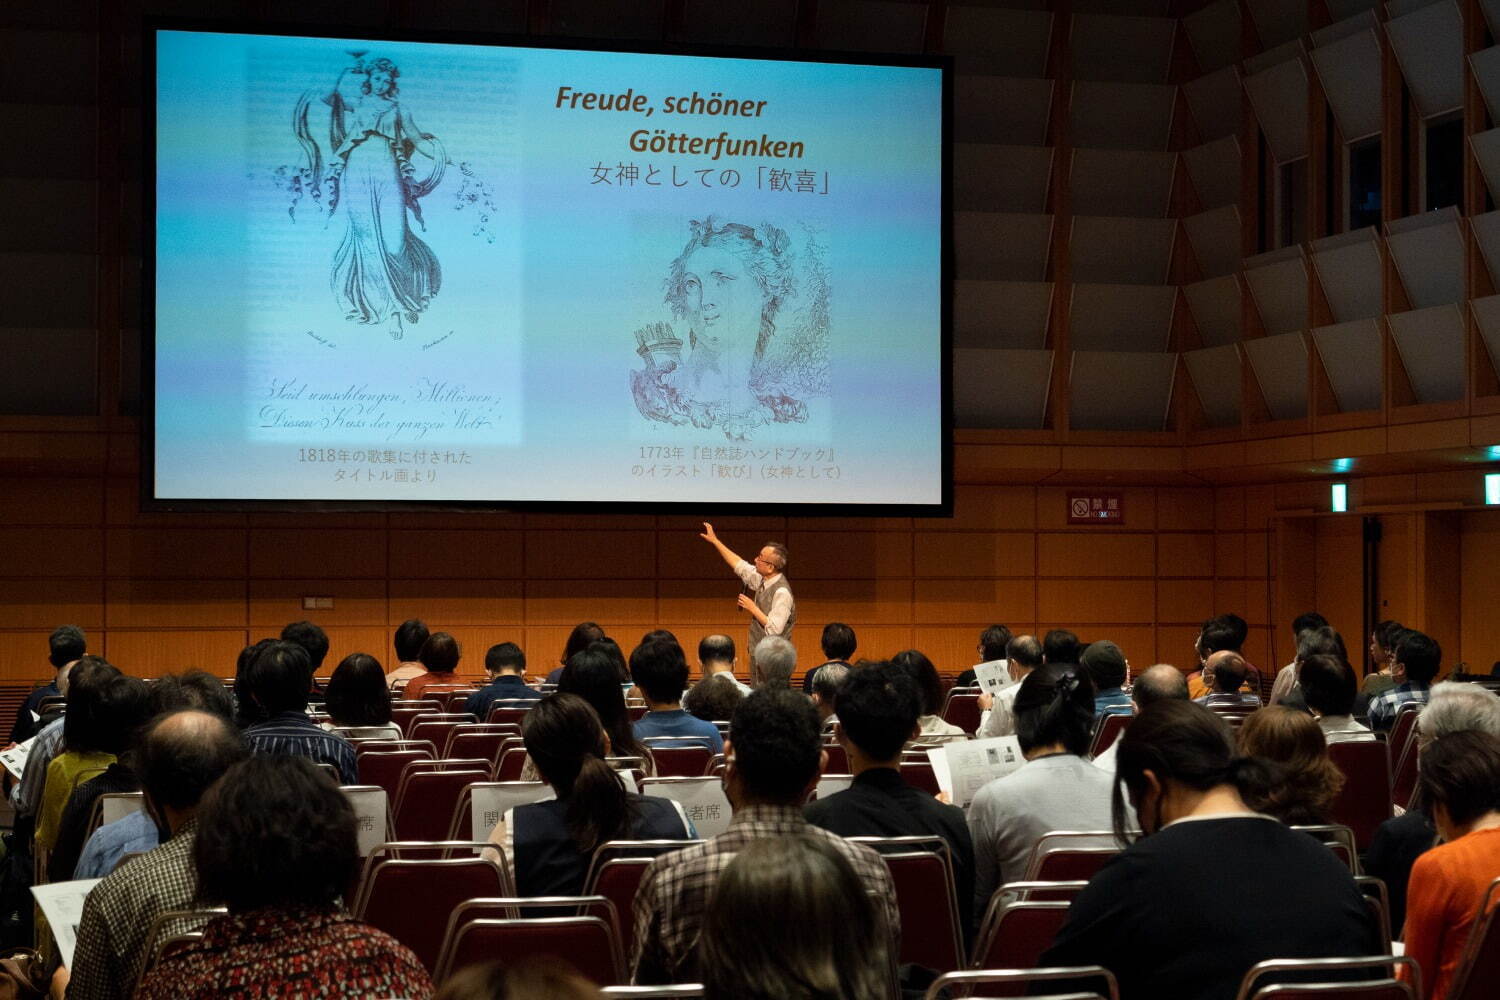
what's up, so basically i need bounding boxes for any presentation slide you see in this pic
[151,28,947,508]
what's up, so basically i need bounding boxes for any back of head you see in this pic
[561,621,607,666]
[194,755,357,913]
[1006,635,1044,672]
[325,652,392,727]
[1132,664,1189,709]
[684,673,745,723]
[698,633,736,669]
[1373,620,1404,657]
[979,624,1013,663]
[394,618,429,663]
[1013,662,1096,756]
[729,687,822,804]
[700,835,889,1000]
[1419,681,1500,739]
[630,639,690,703]
[485,642,526,676]
[233,638,278,727]
[62,656,124,753]
[1219,613,1249,649]
[1236,707,1342,824]
[835,662,920,762]
[419,632,462,674]
[1296,625,1348,665]
[1298,654,1357,717]
[49,625,86,668]
[1209,651,1248,693]
[1292,611,1330,639]
[1396,630,1441,684]
[148,670,236,724]
[1417,730,1500,826]
[1080,640,1127,691]
[752,636,797,689]
[523,693,629,852]
[810,661,849,705]
[242,640,313,716]
[1042,629,1080,664]
[76,675,152,756]
[280,620,330,671]
[1198,617,1240,656]
[561,645,643,759]
[820,622,856,662]
[138,709,248,812]
[890,649,943,716]
[434,959,601,1000]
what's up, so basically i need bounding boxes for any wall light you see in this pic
[1486,473,1500,506]
[1331,483,1349,513]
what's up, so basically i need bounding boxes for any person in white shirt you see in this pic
[1298,653,1375,743]
[976,635,1044,739]
[700,523,795,680]
[692,634,752,695]
[1093,664,1189,775]
[385,618,429,690]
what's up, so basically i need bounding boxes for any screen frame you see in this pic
[141,17,952,517]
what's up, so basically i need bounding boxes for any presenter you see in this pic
[699,523,796,683]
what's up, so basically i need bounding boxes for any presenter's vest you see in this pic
[512,794,690,897]
[749,574,796,663]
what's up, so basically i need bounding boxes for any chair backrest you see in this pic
[822,742,850,774]
[1089,712,1133,758]
[1354,876,1392,956]
[445,724,520,761]
[639,777,733,837]
[884,849,966,973]
[340,785,393,857]
[435,916,625,986]
[393,767,491,841]
[442,690,481,713]
[1386,703,1421,758]
[408,719,470,755]
[924,966,1119,1000]
[1389,720,1422,812]
[355,739,438,758]
[487,704,534,728]
[811,774,854,800]
[390,705,439,735]
[583,858,654,956]
[1447,877,1500,1000]
[941,690,984,735]
[433,895,621,978]
[644,744,714,778]
[449,781,554,841]
[1233,956,1420,1000]
[86,791,144,836]
[356,750,431,799]
[1291,825,1361,875]
[971,898,1072,971]
[134,907,226,992]
[1326,740,1393,851]
[899,760,941,796]
[495,745,530,781]
[599,988,706,997]
[1026,847,1119,884]
[353,851,510,972]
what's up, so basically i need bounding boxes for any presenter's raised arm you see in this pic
[700,522,744,570]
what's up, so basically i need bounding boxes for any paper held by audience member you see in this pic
[928,736,1025,808]
[972,660,1011,696]
[32,878,101,969]
[0,736,36,780]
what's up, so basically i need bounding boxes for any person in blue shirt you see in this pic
[467,642,543,719]
[1081,640,1134,716]
[11,625,86,744]
[630,638,724,753]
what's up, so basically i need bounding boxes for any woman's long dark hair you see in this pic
[559,643,648,763]
[523,694,634,853]
[891,649,945,716]
[1111,700,1280,845]
[1012,662,1097,756]
[325,653,393,727]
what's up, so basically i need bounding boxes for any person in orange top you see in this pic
[1400,729,1500,999]
[401,632,462,702]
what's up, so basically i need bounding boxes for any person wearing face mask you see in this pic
[1038,701,1379,1000]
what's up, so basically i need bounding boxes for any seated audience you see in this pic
[1093,664,1189,775]
[281,619,331,675]
[323,653,401,739]
[1187,615,1262,700]
[73,671,237,879]
[809,661,849,728]
[630,639,723,752]
[805,662,975,942]
[467,642,541,719]
[232,638,277,728]
[1362,620,1402,699]
[1366,682,1500,935]
[1081,640,1133,715]
[486,694,695,896]
[976,634,1044,738]
[968,663,1115,916]
[557,644,653,772]
[1193,651,1261,709]
[1298,654,1374,743]
[892,649,964,739]
[12,656,113,830]
[695,634,750,695]
[12,624,85,744]
[241,641,357,783]
[64,709,248,1000]
[700,836,892,1000]
[1043,629,1081,665]
[1270,618,1342,708]
[403,631,463,701]
[1040,700,1379,1000]
[632,688,899,984]
[683,674,746,724]
[751,635,796,690]
[1400,730,1500,1000]
[387,618,429,690]
[36,662,130,856]
[1368,630,1440,731]
[135,756,432,1000]
[801,622,857,694]
[956,624,1012,689]
[1235,706,1343,825]
[435,959,601,1000]
[47,675,151,882]
[545,621,607,685]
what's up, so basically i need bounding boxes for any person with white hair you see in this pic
[751,636,797,689]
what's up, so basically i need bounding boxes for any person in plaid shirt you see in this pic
[631,687,900,985]
[1367,630,1441,733]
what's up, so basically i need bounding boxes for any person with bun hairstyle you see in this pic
[487,693,695,897]
[1040,700,1378,1000]
[1235,706,1344,825]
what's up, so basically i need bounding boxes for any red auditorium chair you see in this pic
[353,844,511,972]
[851,836,964,973]
[1326,740,1393,852]
[1233,956,1420,1000]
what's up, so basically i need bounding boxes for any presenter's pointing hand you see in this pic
[700,522,717,543]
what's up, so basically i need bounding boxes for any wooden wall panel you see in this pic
[0,631,64,682]
[1038,579,1155,624]
[0,479,101,525]
[913,578,1036,624]
[248,579,385,628]
[1155,625,1202,670]
[389,529,523,579]
[788,531,914,579]
[0,580,103,629]
[928,486,1036,531]
[1313,517,1365,646]
[249,529,385,579]
[1158,579,1216,624]
[797,579,915,624]
[1158,532,1215,574]
[525,579,655,625]
[0,527,103,577]
[1460,511,1500,673]
[913,531,1033,578]
[1038,533,1155,577]
[101,629,249,677]
[527,530,656,579]
[107,579,245,628]
[388,580,524,627]
[105,528,246,579]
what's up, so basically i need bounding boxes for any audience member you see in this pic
[801,622,856,694]
[1194,651,1260,709]
[558,644,652,773]
[1362,620,1402,698]
[1235,706,1343,825]
[486,694,695,896]
[12,656,114,829]
[682,673,745,724]
[892,649,964,739]
[1368,630,1441,731]
[467,642,541,719]
[631,687,899,984]
[12,624,85,744]
[64,710,247,1000]
[956,624,1012,689]
[135,756,432,1000]
[73,671,236,879]
[1188,615,1262,699]
[434,959,601,1000]
[1040,700,1379,1000]
[403,631,463,701]
[695,634,750,694]
[36,661,128,856]
[280,620,331,674]
[1268,612,1332,705]
[545,622,607,685]
[387,618,430,690]
[1298,654,1373,743]
[323,653,401,739]
[805,662,974,942]
[809,661,849,727]
[241,641,357,783]
[1043,629,1080,665]
[968,663,1115,916]
[630,640,723,752]
[1092,664,1189,775]
[232,638,277,728]
[1081,640,1132,715]
[700,836,892,1000]
[750,636,796,690]
[1400,730,1500,1000]
[976,635,1044,738]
